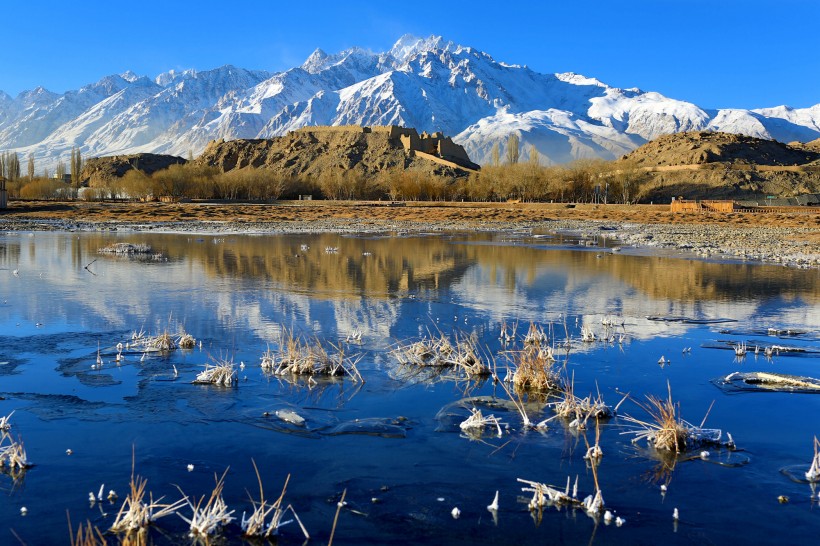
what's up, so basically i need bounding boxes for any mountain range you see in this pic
[2,34,819,171]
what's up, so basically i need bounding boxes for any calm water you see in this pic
[0,230,818,544]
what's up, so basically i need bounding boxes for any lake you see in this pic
[0,230,818,544]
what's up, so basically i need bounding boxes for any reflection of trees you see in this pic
[0,235,22,267]
[78,233,480,298]
[5,233,817,325]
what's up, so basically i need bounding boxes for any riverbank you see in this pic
[1,200,818,268]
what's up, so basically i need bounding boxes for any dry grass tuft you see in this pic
[0,432,32,470]
[177,469,235,537]
[109,457,187,536]
[548,377,620,430]
[129,327,196,353]
[621,381,730,452]
[506,341,561,392]
[177,333,196,349]
[459,407,504,438]
[391,330,490,378]
[192,357,238,386]
[241,461,309,539]
[262,326,363,381]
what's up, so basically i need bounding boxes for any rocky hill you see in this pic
[619,132,820,201]
[802,138,820,153]
[622,131,820,167]
[82,153,186,187]
[195,126,477,179]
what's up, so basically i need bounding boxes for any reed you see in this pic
[806,437,820,482]
[0,411,13,432]
[0,433,31,470]
[177,469,235,537]
[507,342,561,392]
[621,382,730,452]
[391,331,490,377]
[192,358,238,386]
[459,407,504,438]
[69,519,107,546]
[109,459,187,535]
[240,462,309,539]
[518,476,581,510]
[264,327,363,381]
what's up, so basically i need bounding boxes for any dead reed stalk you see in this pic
[240,461,309,539]
[621,381,730,452]
[192,358,238,386]
[264,327,363,381]
[391,330,490,377]
[177,468,235,537]
[507,342,561,392]
[806,437,820,482]
[109,455,187,535]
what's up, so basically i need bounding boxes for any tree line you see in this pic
[3,136,651,203]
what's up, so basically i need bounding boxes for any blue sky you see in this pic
[2,0,817,109]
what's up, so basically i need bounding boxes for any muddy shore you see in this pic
[1,200,818,268]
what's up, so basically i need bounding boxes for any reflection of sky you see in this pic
[448,260,811,343]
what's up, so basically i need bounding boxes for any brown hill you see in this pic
[82,153,187,187]
[622,131,820,168]
[195,126,479,180]
[803,138,820,153]
[618,132,820,202]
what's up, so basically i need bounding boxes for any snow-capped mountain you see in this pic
[1,35,819,171]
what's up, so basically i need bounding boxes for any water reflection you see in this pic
[0,231,818,544]
[1,232,816,344]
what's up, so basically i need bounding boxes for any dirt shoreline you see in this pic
[2,200,818,268]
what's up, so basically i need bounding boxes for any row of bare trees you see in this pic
[5,151,650,203]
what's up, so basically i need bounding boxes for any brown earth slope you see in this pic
[620,131,820,201]
[623,131,820,167]
[195,127,476,179]
[82,153,187,187]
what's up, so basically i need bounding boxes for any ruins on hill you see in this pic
[294,125,479,171]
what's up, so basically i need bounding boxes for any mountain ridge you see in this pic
[1,34,818,172]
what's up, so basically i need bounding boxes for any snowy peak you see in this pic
[301,48,330,73]
[388,34,445,63]
[120,70,141,83]
[155,68,197,87]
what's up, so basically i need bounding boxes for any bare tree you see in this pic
[528,144,539,166]
[70,147,83,188]
[27,155,35,181]
[505,133,519,165]
[490,143,500,167]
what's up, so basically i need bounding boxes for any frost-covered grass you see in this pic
[391,331,490,378]
[109,472,187,534]
[263,326,363,381]
[241,462,309,539]
[177,469,235,537]
[621,382,733,452]
[806,437,820,482]
[193,358,238,387]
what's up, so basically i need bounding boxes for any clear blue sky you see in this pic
[2,0,817,110]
